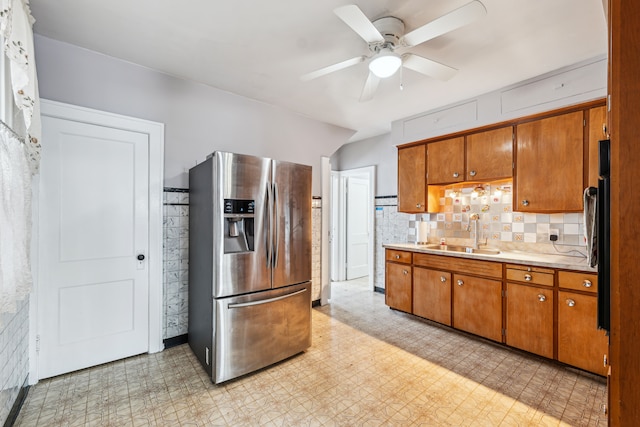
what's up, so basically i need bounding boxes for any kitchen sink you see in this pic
[421,244,500,255]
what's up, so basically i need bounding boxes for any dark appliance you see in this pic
[597,139,610,333]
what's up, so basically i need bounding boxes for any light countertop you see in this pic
[383,243,596,273]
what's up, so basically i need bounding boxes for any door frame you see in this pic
[29,99,164,383]
[330,166,375,289]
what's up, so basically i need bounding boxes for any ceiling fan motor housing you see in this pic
[371,16,405,50]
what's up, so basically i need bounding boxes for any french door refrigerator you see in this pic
[188,151,312,384]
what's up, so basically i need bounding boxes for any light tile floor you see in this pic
[15,278,607,426]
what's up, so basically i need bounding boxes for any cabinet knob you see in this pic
[603,124,608,136]
[469,170,477,177]
[537,294,546,302]
[583,280,592,288]
[416,203,421,209]
[440,276,447,283]
[453,172,460,178]
[566,299,576,307]
[457,279,464,286]
[395,255,400,259]
[524,274,532,281]
[521,200,530,207]
[403,270,408,275]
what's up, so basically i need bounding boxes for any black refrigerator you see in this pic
[597,139,611,333]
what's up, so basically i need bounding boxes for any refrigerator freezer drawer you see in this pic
[213,282,311,383]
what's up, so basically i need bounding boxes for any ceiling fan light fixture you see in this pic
[368,48,402,78]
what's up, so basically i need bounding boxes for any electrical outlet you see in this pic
[549,228,560,242]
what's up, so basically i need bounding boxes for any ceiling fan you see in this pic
[301,1,487,101]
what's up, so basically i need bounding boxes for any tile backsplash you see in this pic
[409,182,585,247]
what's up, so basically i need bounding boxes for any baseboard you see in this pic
[3,379,29,427]
[163,334,188,349]
[374,286,385,294]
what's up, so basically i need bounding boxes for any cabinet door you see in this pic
[588,106,607,188]
[413,267,451,325]
[558,291,608,375]
[515,111,584,212]
[398,145,426,213]
[427,137,465,184]
[466,127,513,181]
[385,262,412,312]
[505,283,554,358]
[452,274,502,342]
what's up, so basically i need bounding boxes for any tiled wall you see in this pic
[374,197,411,291]
[0,298,29,426]
[163,190,190,339]
[162,189,323,339]
[374,183,587,290]
[409,182,585,246]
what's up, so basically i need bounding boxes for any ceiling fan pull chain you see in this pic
[400,65,404,91]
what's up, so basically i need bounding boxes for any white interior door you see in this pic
[346,176,369,279]
[38,115,150,379]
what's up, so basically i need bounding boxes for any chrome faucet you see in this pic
[469,213,480,249]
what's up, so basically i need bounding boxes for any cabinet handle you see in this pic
[440,276,447,283]
[603,124,607,136]
[453,172,459,178]
[457,279,464,286]
[416,203,422,209]
[583,280,592,288]
[521,200,530,207]
[604,354,608,367]
[537,294,546,302]
[524,274,532,281]
[403,270,408,275]
[395,255,400,259]
[566,299,576,307]
[469,170,477,177]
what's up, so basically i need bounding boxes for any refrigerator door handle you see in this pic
[227,288,307,309]
[266,183,273,268]
[273,182,280,268]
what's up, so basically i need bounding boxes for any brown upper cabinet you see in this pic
[398,144,426,213]
[466,127,514,181]
[427,137,465,185]
[588,105,607,188]
[515,111,584,212]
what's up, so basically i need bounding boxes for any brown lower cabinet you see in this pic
[452,273,503,342]
[558,290,608,376]
[384,249,607,376]
[505,282,554,358]
[413,267,451,326]
[385,261,412,313]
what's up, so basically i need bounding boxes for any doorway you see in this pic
[330,166,375,288]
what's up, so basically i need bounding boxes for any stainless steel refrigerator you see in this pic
[188,151,312,384]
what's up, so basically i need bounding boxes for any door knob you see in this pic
[137,254,145,261]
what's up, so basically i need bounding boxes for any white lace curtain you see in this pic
[0,0,40,323]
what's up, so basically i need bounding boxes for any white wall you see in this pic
[33,35,354,195]
[330,133,397,197]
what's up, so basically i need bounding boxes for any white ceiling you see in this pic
[28,0,607,142]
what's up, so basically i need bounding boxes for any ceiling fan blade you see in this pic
[400,0,487,47]
[359,72,380,102]
[300,56,367,82]
[402,54,458,81]
[334,5,385,44]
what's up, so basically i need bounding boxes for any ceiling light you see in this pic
[369,48,402,78]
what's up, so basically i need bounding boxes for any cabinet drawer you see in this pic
[414,253,502,279]
[558,271,598,294]
[385,249,412,264]
[506,265,554,287]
